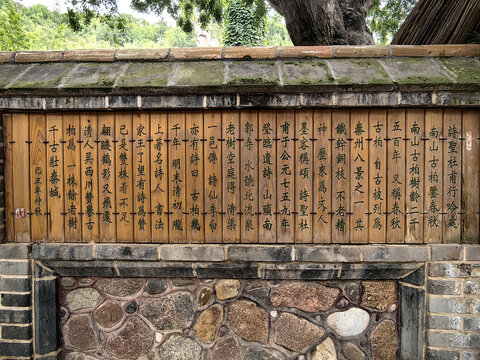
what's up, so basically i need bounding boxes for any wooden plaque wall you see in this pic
[4,109,480,244]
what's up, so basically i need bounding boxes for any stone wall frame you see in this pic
[31,244,427,360]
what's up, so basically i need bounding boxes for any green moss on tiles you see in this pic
[329,58,392,85]
[227,77,278,86]
[228,61,279,87]
[399,75,452,85]
[9,63,76,89]
[116,62,170,88]
[282,60,335,86]
[174,62,224,87]
[438,58,480,85]
[337,77,351,84]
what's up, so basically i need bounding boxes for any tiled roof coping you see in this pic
[1,45,479,63]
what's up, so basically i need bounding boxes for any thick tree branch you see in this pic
[268,0,374,46]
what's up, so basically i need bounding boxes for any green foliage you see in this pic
[0,0,197,50]
[223,0,266,46]
[0,0,30,51]
[368,0,419,44]
[266,11,292,46]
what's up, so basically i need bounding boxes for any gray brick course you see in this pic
[0,245,29,259]
[0,278,31,292]
[228,246,292,262]
[96,245,158,260]
[427,315,461,330]
[294,246,360,262]
[161,245,224,262]
[427,331,480,349]
[0,310,31,324]
[464,317,480,331]
[0,261,30,275]
[427,279,461,295]
[32,244,93,260]
[425,349,460,360]
[1,294,31,307]
[428,297,480,314]
[0,341,33,357]
[362,245,428,262]
[465,280,480,295]
[466,246,480,261]
[1,325,32,340]
[431,245,464,261]
[429,263,480,278]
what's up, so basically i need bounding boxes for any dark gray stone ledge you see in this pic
[0,91,479,111]
[39,259,422,281]
[30,243,480,262]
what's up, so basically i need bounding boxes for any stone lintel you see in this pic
[29,244,480,263]
[1,91,479,112]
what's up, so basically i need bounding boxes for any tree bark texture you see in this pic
[268,0,374,46]
[392,0,480,44]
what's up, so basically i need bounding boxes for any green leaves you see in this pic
[0,1,30,51]
[368,0,419,44]
[223,0,266,46]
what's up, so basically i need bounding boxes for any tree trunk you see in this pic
[392,0,480,45]
[268,0,374,46]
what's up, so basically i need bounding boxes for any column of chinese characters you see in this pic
[152,123,166,231]
[352,120,366,233]
[171,122,184,233]
[48,125,61,200]
[243,120,255,233]
[371,120,384,233]
[33,166,43,216]
[446,124,459,229]
[206,125,219,233]
[427,124,441,229]
[389,120,403,231]
[315,120,329,232]
[118,125,130,226]
[334,121,347,233]
[225,121,237,233]
[408,120,422,232]
[261,120,274,233]
[99,125,113,224]
[279,119,292,234]
[65,123,78,229]
[297,120,310,232]
[136,122,148,231]
[83,124,95,230]
[189,122,202,232]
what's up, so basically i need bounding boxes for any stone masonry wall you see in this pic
[426,246,480,360]
[0,244,479,359]
[0,245,32,359]
[59,278,399,360]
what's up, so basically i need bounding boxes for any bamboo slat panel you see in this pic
[3,109,479,244]
[63,113,81,243]
[368,110,387,243]
[313,110,332,243]
[277,110,295,243]
[405,110,424,243]
[222,111,240,243]
[259,110,276,243]
[350,110,369,244]
[424,110,443,243]
[98,113,116,242]
[115,113,134,243]
[204,111,222,243]
[150,112,169,243]
[240,110,258,243]
[332,110,350,243]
